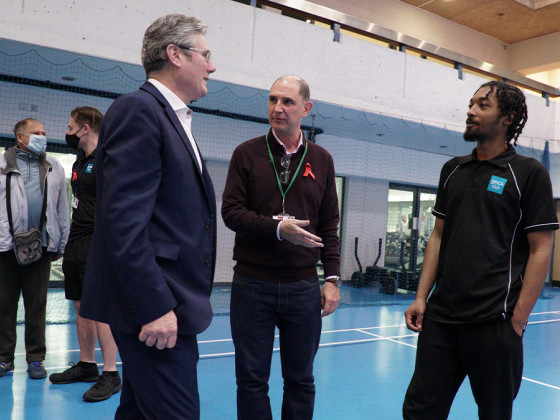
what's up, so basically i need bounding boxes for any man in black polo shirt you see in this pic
[49,107,121,402]
[403,81,558,419]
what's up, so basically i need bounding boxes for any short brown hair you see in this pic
[71,106,104,133]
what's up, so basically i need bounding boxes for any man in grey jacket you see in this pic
[0,118,69,379]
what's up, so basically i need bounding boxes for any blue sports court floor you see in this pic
[1,286,560,419]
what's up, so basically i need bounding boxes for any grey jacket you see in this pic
[0,146,69,254]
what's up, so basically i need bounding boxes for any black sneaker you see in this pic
[83,371,122,402]
[27,361,47,379]
[0,361,14,378]
[49,362,100,384]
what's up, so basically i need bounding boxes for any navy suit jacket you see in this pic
[81,82,216,335]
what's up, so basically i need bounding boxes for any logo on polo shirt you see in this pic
[487,175,507,194]
[85,163,94,173]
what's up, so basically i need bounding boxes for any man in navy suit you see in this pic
[80,14,217,419]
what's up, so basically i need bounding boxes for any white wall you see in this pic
[2,0,559,280]
[1,0,557,136]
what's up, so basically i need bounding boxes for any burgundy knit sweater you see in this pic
[222,131,341,282]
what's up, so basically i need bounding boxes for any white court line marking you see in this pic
[521,377,560,390]
[198,338,235,344]
[528,319,560,326]
[356,328,418,349]
[201,351,235,359]
[28,317,560,357]
[355,329,560,391]
[322,324,407,333]
[197,324,410,346]
[200,332,418,358]
[28,348,81,354]
[27,317,560,363]
[318,333,417,348]
[530,311,560,315]
[198,323,411,345]
[13,362,560,392]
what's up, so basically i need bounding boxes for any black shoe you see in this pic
[0,361,14,378]
[27,361,47,379]
[83,371,122,402]
[49,362,100,384]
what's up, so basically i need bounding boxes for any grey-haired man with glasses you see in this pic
[222,75,341,420]
[80,14,217,419]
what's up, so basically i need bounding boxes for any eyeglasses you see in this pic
[176,45,212,63]
[280,155,291,184]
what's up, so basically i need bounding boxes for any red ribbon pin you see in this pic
[303,162,315,180]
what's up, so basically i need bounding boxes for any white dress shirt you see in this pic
[148,78,203,173]
[272,129,303,155]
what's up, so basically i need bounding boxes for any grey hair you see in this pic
[141,14,207,78]
[271,75,311,102]
[13,118,41,137]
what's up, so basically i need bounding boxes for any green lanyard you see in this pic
[265,133,308,215]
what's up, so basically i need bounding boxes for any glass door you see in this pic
[385,189,414,270]
[385,186,436,273]
[413,191,437,272]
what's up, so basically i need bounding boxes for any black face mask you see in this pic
[65,133,80,149]
[65,126,84,149]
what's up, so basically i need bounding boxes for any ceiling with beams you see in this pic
[399,0,560,44]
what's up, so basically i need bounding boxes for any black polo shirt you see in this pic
[68,150,97,239]
[425,145,558,324]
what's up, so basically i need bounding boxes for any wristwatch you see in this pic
[325,276,342,287]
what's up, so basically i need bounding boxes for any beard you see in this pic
[463,115,503,143]
[463,129,478,142]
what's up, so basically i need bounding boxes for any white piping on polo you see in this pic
[504,163,522,315]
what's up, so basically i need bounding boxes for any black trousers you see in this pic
[403,318,523,420]
[0,249,51,363]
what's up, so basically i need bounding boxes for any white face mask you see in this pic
[26,134,47,154]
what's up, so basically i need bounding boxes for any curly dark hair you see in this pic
[477,81,527,145]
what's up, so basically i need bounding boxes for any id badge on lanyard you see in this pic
[273,213,295,221]
[266,133,307,221]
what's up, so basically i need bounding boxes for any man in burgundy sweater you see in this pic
[222,75,341,420]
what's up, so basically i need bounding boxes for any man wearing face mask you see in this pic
[0,118,69,380]
[49,107,122,402]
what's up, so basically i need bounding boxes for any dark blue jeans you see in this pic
[230,273,322,420]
